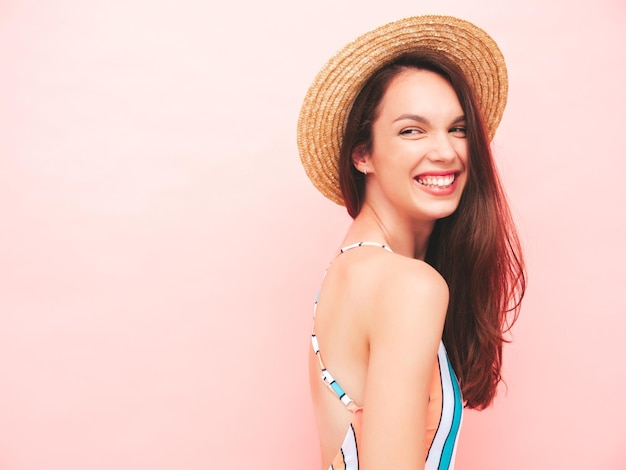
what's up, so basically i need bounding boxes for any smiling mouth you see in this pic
[415,174,456,189]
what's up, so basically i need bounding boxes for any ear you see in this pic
[351,144,371,175]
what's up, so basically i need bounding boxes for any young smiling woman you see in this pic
[298,16,526,470]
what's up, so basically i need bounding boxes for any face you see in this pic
[355,68,468,226]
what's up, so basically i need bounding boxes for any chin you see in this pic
[421,202,462,221]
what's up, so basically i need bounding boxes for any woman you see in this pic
[297,16,526,470]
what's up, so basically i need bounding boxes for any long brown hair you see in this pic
[338,50,526,409]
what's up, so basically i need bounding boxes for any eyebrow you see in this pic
[393,114,466,124]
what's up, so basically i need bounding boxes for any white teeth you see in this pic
[417,174,455,188]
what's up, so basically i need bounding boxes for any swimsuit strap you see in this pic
[312,241,393,412]
[340,240,393,254]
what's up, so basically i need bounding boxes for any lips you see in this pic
[415,173,456,189]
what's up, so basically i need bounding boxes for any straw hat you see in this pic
[297,15,508,205]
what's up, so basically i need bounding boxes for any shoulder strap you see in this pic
[340,241,393,253]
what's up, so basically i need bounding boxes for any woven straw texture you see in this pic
[297,15,508,205]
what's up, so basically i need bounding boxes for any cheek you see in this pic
[457,142,469,167]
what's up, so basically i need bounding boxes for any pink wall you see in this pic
[1,1,624,469]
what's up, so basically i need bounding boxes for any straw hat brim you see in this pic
[297,15,508,206]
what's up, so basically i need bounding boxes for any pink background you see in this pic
[1,1,625,469]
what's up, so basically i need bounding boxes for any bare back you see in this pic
[309,242,462,469]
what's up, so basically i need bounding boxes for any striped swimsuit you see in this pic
[312,242,463,470]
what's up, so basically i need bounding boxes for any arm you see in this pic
[359,259,449,470]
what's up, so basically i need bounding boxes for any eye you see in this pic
[399,127,424,136]
[449,126,467,137]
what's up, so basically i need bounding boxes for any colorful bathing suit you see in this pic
[311,241,463,470]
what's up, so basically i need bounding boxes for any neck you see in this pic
[345,203,435,260]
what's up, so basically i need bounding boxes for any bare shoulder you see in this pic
[380,254,449,299]
[359,253,449,337]
[333,249,449,344]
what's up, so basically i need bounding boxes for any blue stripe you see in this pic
[439,357,463,468]
[330,381,345,398]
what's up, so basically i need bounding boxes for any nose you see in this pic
[427,132,457,163]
